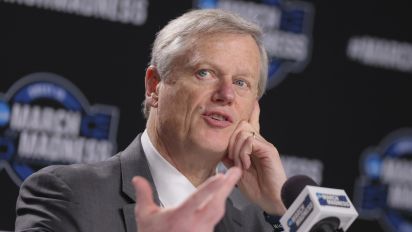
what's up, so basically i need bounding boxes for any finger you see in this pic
[196,167,242,220]
[217,167,242,197]
[239,136,254,170]
[179,174,225,213]
[228,123,242,160]
[249,101,260,132]
[222,155,234,168]
[183,168,241,211]
[228,121,247,161]
[132,176,159,218]
[232,130,252,169]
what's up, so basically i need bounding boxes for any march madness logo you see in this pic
[0,73,119,184]
[195,0,314,89]
[355,128,412,232]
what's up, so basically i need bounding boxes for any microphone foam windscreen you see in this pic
[281,175,318,209]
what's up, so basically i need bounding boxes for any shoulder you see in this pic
[42,153,121,181]
[19,153,122,200]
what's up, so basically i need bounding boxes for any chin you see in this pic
[192,126,232,154]
[197,137,228,155]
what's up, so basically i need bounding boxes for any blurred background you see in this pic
[1,0,412,231]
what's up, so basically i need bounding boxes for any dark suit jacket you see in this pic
[15,134,273,232]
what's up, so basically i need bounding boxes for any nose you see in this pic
[212,79,235,105]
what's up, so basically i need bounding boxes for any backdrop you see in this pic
[1,0,412,231]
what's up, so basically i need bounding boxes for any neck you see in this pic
[146,115,221,187]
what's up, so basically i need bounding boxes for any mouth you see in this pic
[202,110,233,128]
[210,113,228,121]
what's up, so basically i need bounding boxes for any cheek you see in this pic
[237,99,255,120]
[158,88,186,117]
[158,85,205,122]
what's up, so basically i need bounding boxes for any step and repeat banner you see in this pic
[1,0,411,231]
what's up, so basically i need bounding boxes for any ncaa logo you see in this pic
[355,128,412,232]
[0,73,119,185]
[195,0,314,89]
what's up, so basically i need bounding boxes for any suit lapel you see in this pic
[119,134,245,232]
[120,134,160,232]
[123,204,137,232]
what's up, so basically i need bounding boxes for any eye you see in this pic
[233,79,249,88]
[195,69,212,79]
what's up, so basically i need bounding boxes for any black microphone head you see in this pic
[281,175,318,209]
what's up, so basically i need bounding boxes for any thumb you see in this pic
[132,176,159,217]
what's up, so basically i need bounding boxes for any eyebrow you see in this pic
[187,59,255,80]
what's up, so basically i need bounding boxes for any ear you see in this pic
[145,66,161,108]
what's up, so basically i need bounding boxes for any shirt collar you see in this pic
[141,130,196,207]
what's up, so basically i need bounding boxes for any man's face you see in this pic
[153,33,261,157]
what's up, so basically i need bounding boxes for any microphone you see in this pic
[279,175,358,232]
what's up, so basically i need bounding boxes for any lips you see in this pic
[210,113,227,121]
[202,110,233,128]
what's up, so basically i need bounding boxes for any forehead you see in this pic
[185,33,261,73]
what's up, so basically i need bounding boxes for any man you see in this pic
[15,9,287,232]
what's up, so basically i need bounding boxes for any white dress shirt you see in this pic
[141,130,196,207]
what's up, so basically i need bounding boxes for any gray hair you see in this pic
[143,9,268,118]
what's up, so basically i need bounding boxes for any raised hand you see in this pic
[132,167,242,232]
[224,101,287,215]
